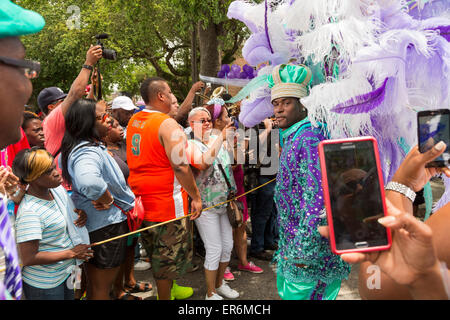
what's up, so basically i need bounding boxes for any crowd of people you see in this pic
[1,0,450,302]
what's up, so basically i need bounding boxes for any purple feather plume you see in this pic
[427,25,450,42]
[227,1,258,33]
[331,78,389,114]
[264,0,274,54]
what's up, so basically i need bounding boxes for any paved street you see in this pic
[130,178,445,301]
[132,245,361,301]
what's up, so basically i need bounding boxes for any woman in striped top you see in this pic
[12,148,92,300]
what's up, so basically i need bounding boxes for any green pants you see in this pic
[277,273,342,300]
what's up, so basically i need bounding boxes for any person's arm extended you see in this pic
[159,118,202,219]
[406,261,449,300]
[174,81,205,124]
[60,45,103,116]
[354,142,450,300]
[18,240,92,266]
[258,118,273,146]
[187,125,233,171]
[85,68,99,101]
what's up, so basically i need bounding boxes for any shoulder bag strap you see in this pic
[217,163,232,195]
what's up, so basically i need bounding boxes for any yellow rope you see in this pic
[90,177,277,247]
[0,178,277,273]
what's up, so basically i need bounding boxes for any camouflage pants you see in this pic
[140,219,193,280]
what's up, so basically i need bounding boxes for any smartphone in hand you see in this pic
[418,109,450,167]
[318,137,392,254]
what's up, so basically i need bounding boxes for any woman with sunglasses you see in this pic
[12,147,92,300]
[205,104,265,281]
[186,106,239,300]
[60,98,135,300]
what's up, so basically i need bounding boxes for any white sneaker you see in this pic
[205,292,224,300]
[140,248,148,258]
[216,282,239,299]
[134,260,151,271]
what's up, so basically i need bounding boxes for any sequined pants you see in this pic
[277,272,341,300]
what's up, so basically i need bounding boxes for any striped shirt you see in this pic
[15,194,74,289]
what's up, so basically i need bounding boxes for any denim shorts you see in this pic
[23,278,74,300]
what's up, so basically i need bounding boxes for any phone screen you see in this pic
[323,140,388,250]
[418,112,450,164]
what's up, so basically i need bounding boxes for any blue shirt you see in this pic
[67,142,135,232]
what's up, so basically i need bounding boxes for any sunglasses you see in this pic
[192,118,212,124]
[0,56,41,79]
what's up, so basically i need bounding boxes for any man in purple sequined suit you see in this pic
[269,64,350,300]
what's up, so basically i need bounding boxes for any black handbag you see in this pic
[218,163,243,228]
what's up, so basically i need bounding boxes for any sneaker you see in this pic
[205,292,223,300]
[139,248,148,258]
[223,267,235,281]
[238,261,263,274]
[134,260,151,271]
[216,282,239,299]
[187,264,200,273]
[171,281,194,300]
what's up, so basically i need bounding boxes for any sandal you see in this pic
[116,292,143,300]
[124,282,152,293]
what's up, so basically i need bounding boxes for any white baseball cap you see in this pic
[111,96,138,111]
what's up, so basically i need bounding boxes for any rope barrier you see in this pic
[90,177,277,247]
[0,178,277,273]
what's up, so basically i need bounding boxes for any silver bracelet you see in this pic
[385,181,416,203]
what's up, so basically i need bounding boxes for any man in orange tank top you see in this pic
[127,77,202,300]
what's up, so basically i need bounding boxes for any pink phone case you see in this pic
[318,136,392,255]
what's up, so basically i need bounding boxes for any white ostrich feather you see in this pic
[283,0,371,32]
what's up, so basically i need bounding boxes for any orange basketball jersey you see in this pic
[126,109,188,222]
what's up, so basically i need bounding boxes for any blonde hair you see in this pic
[188,107,211,121]
[23,149,54,182]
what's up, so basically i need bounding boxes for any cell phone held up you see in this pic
[417,109,450,167]
[318,137,392,255]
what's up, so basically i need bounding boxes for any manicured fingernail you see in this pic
[434,141,446,151]
[378,216,396,225]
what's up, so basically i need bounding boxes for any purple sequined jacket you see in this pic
[273,118,350,284]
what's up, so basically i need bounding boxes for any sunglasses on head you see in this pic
[0,56,40,79]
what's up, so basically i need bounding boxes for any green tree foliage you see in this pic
[15,0,248,107]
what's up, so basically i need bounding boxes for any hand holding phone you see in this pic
[391,143,450,192]
[418,109,450,167]
[318,137,392,254]
[318,200,442,292]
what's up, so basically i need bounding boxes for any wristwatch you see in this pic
[385,181,416,203]
[82,64,94,71]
